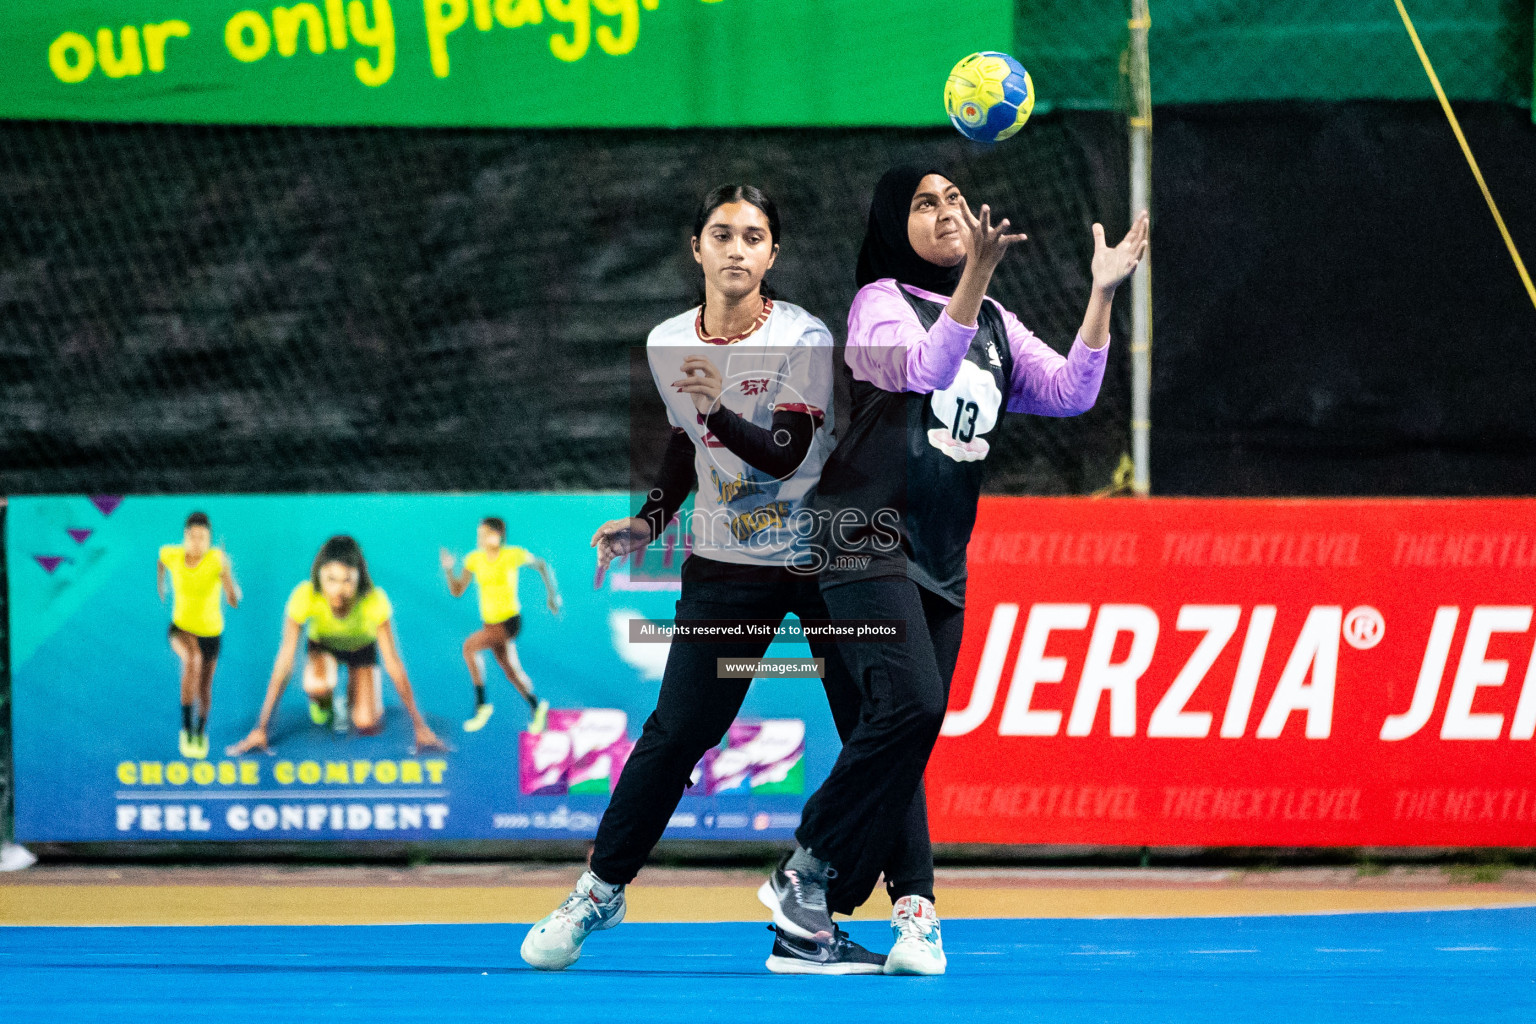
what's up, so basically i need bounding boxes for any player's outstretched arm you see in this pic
[532,555,562,616]
[226,617,303,755]
[1078,211,1149,350]
[590,518,652,572]
[947,202,1028,328]
[220,553,242,609]
[156,560,168,603]
[439,548,471,597]
[377,620,445,753]
[595,425,695,584]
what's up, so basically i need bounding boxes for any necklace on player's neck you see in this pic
[702,293,765,340]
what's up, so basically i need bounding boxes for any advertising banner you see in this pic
[9,493,833,842]
[929,497,1536,847]
[0,0,1009,127]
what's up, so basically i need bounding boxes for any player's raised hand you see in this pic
[1090,210,1149,292]
[672,355,724,416]
[590,516,653,575]
[438,547,456,573]
[226,727,273,757]
[959,201,1027,273]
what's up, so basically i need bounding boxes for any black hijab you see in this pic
[854,166,963,295]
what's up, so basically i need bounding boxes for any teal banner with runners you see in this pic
[8,493,831,842]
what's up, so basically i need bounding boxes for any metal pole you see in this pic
[1128,0,1152,495]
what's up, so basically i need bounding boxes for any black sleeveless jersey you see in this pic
[813,288,1013,607]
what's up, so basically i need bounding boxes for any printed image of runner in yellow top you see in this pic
[226,535,445,756]
[156,511,241,761]
[441,517,562,733]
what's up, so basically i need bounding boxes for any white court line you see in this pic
[1317,948,1383,953]
[1060,900,1536,922]
[1437,946,1499,951]
[1068,950,1136,956]
[1190,949,1257,954]
[937,868,1235,883]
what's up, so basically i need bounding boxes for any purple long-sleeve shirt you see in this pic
[844,279,1107,415]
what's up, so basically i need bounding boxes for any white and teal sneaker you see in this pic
[884,895,946,975]
[520,871,626,971]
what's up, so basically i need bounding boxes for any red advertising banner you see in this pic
[927,497,1536,846]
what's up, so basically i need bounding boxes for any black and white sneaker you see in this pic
[765,925,886,975]
[758,853,835,941]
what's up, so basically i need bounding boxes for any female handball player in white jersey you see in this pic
[521,185,935,976]
[755,167,1148,973]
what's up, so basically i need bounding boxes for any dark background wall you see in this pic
[1152,101,1536,495]
[0,117,1130,498]
[8,106,1530,502]
[0,101,1531,507]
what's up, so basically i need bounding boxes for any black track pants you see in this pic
[795,575,964,911]
[589,557,937,912]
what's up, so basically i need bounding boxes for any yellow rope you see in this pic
[1393,0,1536,312]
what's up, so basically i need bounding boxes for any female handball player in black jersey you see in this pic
[755,167,1148,972]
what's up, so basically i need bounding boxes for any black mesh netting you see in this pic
[0,117,1131,497]
[0,503,9,843]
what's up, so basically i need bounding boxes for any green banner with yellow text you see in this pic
[0,0,1012,127]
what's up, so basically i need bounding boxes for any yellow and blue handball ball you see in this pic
[944,51,1035,143]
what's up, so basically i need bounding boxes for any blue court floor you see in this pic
[4,909,1534,1023]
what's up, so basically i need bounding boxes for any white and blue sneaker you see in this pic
[519,871,626,970]
[883,895,946,975]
